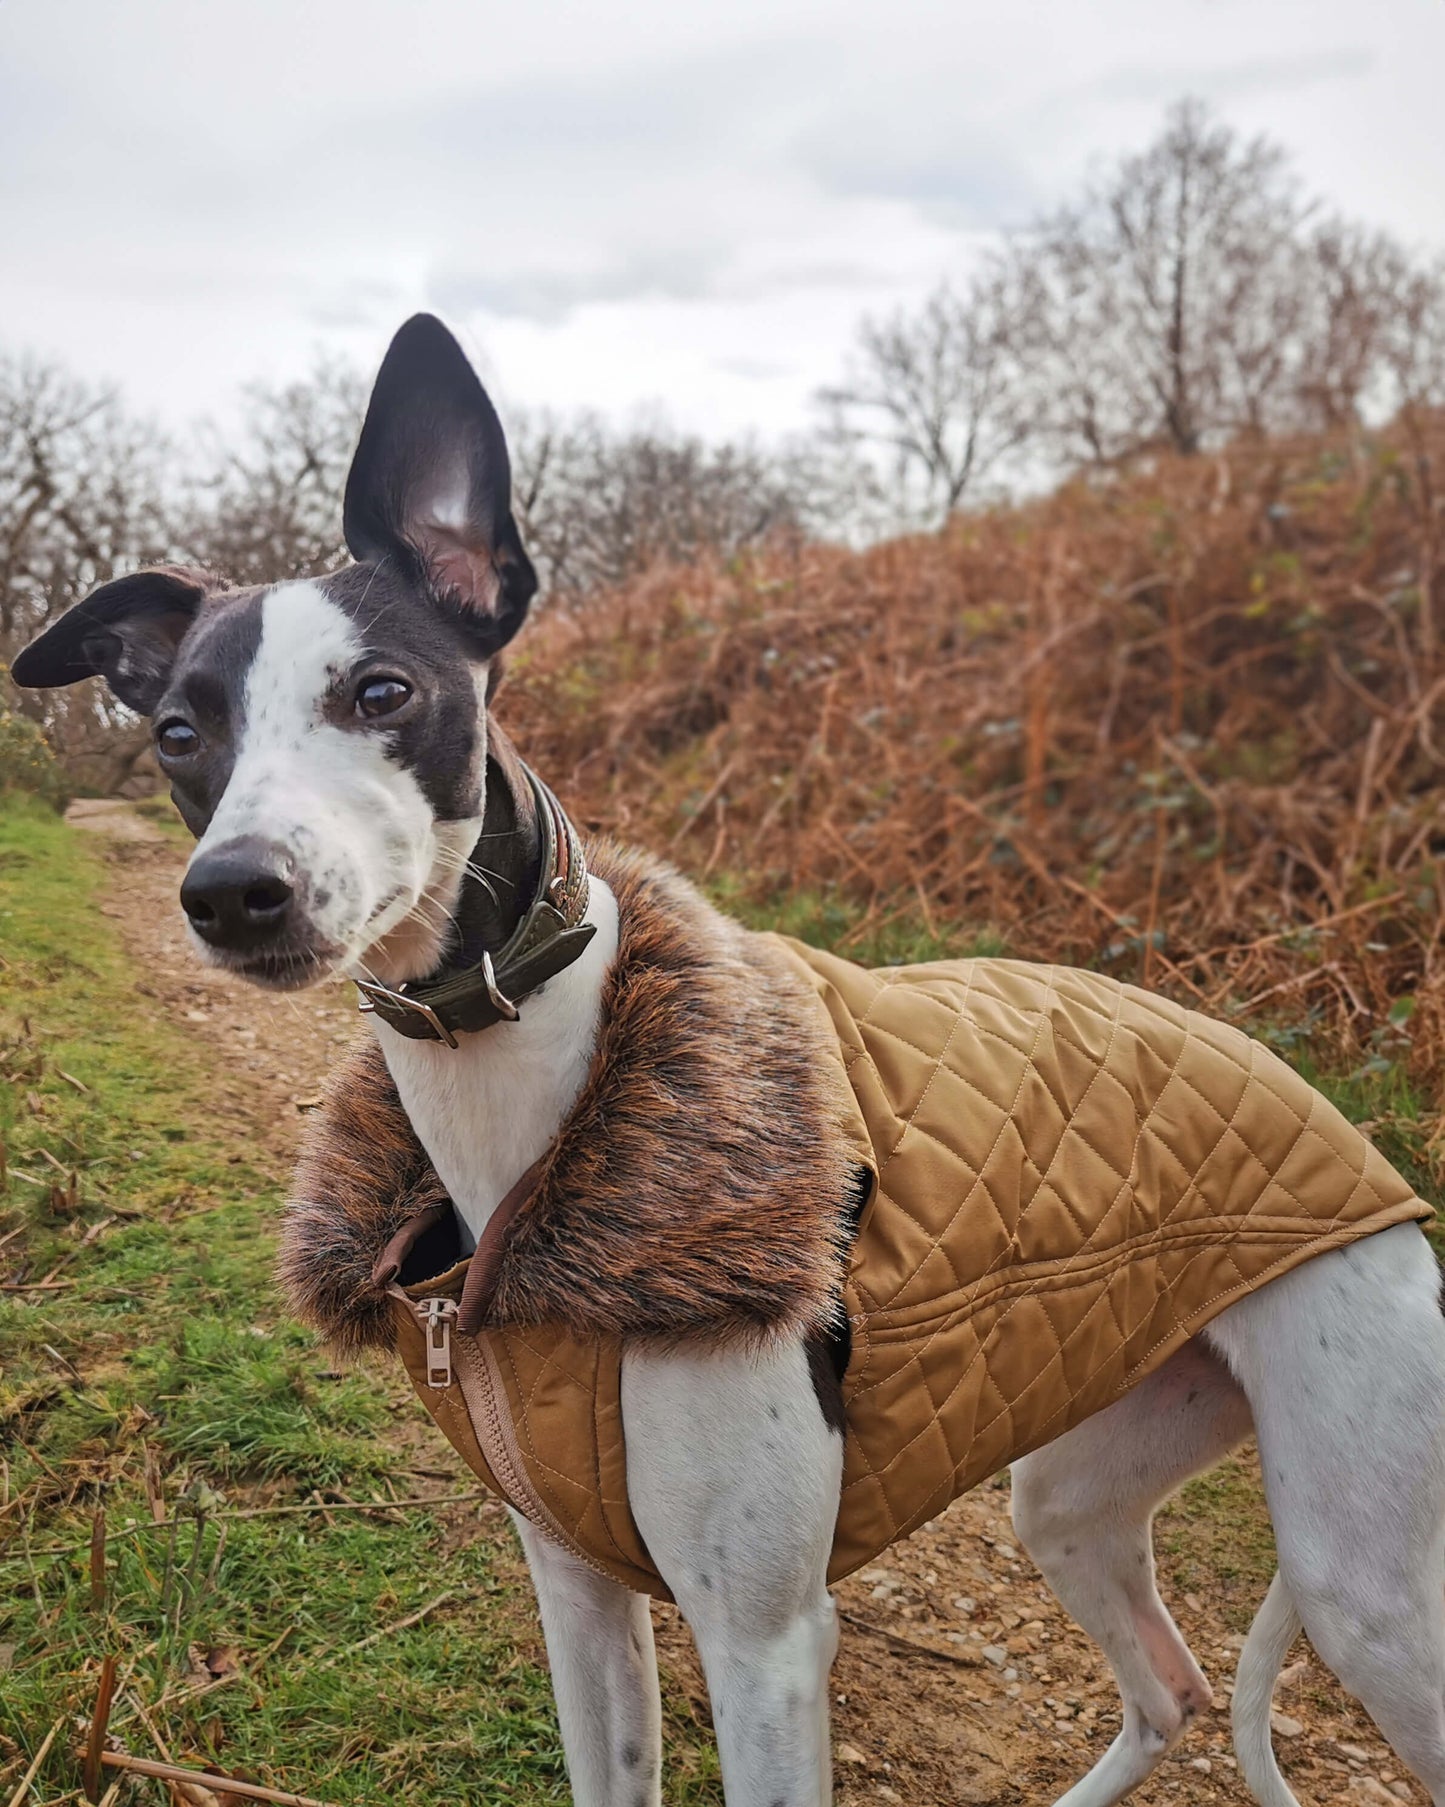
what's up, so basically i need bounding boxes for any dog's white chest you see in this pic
[370,879,618,1252]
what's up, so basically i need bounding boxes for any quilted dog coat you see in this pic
[779,940,1430,1578]
[282,850,1431,1597]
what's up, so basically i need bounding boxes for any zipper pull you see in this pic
[419,1297,458,1389]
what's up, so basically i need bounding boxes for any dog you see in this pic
[15,315,1445,1807]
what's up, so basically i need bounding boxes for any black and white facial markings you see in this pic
[10,315,537,990]
[160,565,496,983]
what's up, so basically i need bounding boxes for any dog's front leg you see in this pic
[511,1512,662,1806]
[623,1337,844,1807]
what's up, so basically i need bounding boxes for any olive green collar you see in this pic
[355,766,596,1047]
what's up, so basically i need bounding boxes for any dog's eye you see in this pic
[355,677,412,720]
[156,719,200,759]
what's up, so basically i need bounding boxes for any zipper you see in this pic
[418,1297,458,1389]
[462,1329,619,1585]
[412,1295,616,1584]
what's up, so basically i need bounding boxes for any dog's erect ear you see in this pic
[343,314,537,653]
[10,566,213,714]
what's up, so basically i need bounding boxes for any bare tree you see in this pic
[513,412,805,596]
[1379,257,1445,416]
[1011,100,1314,462]
[0,355,175,789]
[820,275,1026,530]
[184,358,365,584]
[1375,255,1445,661]
[1291,223,1409,430]
[184,370,805,604]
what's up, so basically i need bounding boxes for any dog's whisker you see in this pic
[429,846,509,883]
[426,853,505,909]
[352,553,387,620]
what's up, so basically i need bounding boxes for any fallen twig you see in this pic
[4,1719,62,1807]
[81,1656,118,1803]
[838,1609,986,1668]
[97,1753,335,1807]
[22,1491,487,1558]
[90,1507,106,1612]
[125,1688,218,1807]
[317,1589,455,1669]
[41,1345,82,1385]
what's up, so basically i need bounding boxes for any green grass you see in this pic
[0,797,721,1805]
[1156,1453,1280,1631]
[705,875,1010,967]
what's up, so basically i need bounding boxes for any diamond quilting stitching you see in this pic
[849,969,1139,1409]
[787,944,1422,1583]
[1160,1043,1388,1240]
[852,1088,1027,1314]
[859,1015,1026,1122]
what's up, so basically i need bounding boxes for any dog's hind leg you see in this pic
[623,1337,844,1807]
[1205,1222,1445,1806]
[511,1513,662,1807]
[1010,1337,1254,1807]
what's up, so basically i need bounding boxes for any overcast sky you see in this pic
[3,0,1442,443]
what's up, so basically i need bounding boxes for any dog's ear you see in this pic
[10,565,213,714]
[343,314,537,654]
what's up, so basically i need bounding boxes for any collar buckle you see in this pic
[355,979,461,1048]
[355,761,591,1050]
[480,951,520,1022]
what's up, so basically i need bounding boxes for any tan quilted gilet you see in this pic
[394,938,1431,1595]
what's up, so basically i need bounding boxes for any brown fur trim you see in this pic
[278,842,857,1352]
[277,1052,449,1354]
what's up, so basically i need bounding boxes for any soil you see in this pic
[69,801,1419,1806]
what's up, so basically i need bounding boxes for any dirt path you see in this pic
[69,801,357,1175]
[72,804,1415,1806]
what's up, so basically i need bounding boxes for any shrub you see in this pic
[503,416,1445,1103]
[0,691,71,811]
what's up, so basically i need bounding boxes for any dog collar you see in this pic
[355,765,597,1047]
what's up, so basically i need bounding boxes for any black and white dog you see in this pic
[16,317,1445,1807]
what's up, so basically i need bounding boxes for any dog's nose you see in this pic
[181,838,296,949]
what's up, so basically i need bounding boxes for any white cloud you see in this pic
[1,0,1440,440]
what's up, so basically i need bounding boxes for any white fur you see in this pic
[365,814,846,1802]
[508,1227,1445,1807]
[622,1337,842,1806]
[188,581,465,977]
[1205,1225,1445,1806]
[511,1513,662,1806]
[1005,1224,1445,1807]
[371,878,619,1252]
[1011,1339,1247,1805]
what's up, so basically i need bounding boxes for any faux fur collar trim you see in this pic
[278,843,859,1353]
